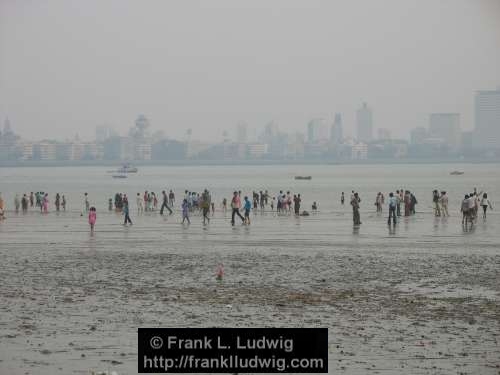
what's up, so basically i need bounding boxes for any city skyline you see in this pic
[1,0,500,142]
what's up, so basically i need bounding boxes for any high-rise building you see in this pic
[330,113,343,145]
[410,127,427,145]
[429,113,461,151]
[307,118,328,143]
[474,88,500,149]
[356,102,373,143]
[236,122,248,143]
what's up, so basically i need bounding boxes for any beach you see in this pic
[0,164,499,374]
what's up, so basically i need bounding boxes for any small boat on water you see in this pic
[295,176,312,180]
[450,171,464,175]
[116,164,138,173]
[112,174,127,179]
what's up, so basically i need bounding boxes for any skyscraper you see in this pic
[307,118,328,143]
[429,113,461,151]
[236,122,248,143]
[356,102,373,143]
[330,113,343,145]
[474,88,500,149]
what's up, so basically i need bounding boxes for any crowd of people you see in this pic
[0,188,493,233]
[460,189,493,228]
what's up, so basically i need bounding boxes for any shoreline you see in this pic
[1,158,500,168]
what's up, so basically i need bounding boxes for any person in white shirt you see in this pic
[480,193,493,219]
[439,191,449,217]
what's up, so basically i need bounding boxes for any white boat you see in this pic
[116,164,138,173]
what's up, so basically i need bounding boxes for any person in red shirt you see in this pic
[230,191,245,226]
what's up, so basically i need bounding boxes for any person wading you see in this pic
[160,190,173,215]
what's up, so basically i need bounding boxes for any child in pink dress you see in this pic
[88,206,96,233]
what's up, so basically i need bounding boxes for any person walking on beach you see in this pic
[440,191,449,217]
[0,193,5,220]
[243,196,252,225]
[294,194,301,215]
[222,197,227,213]
[410,193,417,215]
[169,190,175,207]
[201,189,211,225]
[231,191,245,226]
[21,194,28,213]
[395,190,402,216]
[341,192,345,205]
[35,192,42,210]
[181,199,190,224]
[88,206,96,233]
[387,192,397,225]
[480,193,493,219]
[14,194,20,213]
[123,201,132,225]
[61,195,66,211]
[461,194,471,227]
[84,193,89,213]
[55,193,60,212]
[468,193,476,224]
[404,191,411,216]
[136,193,143,213]
[160,190,173,215]
[351,192,361,225]
[29,192,34,208]
[432,190,441,217]
[42,193,49,213]
[375,192,382,213]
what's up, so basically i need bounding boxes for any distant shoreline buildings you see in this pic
[1,88,500,163]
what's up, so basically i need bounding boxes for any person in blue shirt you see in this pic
[123,201,133,225]
[243,196,252,225]
[387,192,397,226]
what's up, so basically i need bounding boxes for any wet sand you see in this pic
[0,207,499,374]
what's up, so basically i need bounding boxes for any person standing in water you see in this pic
[230,191,245,226]
[160,190,173,215]
[123,201,132,225]
[351,192,361,225]
[181,199,190,224]
[61,195,66,211]
[387,192,397,226]
[88,206,96,233]
[341,192,345,205]
[29,192,34,208]
[480,193,493,219]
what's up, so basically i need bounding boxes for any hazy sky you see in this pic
[1,0,500,142]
